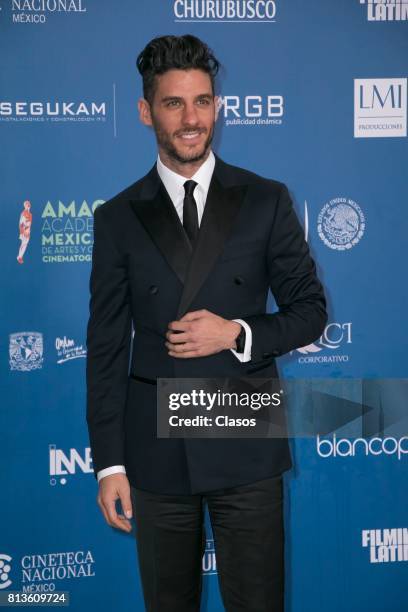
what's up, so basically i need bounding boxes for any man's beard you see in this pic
[152,118,215,165]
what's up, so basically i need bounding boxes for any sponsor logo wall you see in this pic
[1,1,407,611]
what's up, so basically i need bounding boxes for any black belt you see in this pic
[129,374,157,386]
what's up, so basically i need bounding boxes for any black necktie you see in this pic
[183,179,199,245]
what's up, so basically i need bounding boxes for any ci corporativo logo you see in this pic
[295,322,352,365]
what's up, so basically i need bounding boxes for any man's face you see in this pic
[139,69,218,165]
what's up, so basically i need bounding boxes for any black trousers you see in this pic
[130,475,284,612]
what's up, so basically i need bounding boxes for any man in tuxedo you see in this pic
[86,34,327,612]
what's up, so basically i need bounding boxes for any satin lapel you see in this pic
[176,174,247,318]
[129,169,192,285]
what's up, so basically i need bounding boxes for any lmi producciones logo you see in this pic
[354,78,407,138]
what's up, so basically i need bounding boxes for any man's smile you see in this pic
[176,129,205,144]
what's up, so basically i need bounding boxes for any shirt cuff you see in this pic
[230,319,252,362]
[97,465,126,483]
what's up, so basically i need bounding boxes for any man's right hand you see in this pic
[97,473,133,533]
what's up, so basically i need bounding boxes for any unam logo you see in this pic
[0,555,12,590]
[9,332,44,371]
[318,197,365,250]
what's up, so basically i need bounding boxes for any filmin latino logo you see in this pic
[358,0,408,22]
[362,528,408,563]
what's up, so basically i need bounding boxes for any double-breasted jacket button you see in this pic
[233,276,244,285]
[149,285,158,295]
[262,350,279,359]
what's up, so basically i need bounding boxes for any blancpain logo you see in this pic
[362,529,408,563]
[11,0,87,24]
[359,0,408,21]
[173,0,277,21]
[317,434,408,460]
[0,101,106,123]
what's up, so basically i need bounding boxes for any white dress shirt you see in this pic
[97,150,252,482]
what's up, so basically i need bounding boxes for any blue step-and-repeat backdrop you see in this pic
[1,1,407,610]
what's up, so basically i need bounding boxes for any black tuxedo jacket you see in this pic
[86,154,327,494]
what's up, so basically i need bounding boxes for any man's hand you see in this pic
[97,473,133,533]
[165,309,241,358]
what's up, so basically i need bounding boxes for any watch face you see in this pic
[237,327,245,353]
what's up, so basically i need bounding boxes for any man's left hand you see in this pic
[165,309,241,358]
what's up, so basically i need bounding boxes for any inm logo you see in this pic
[49,445,93,485]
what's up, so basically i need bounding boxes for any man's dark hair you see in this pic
[136,34,220,104]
